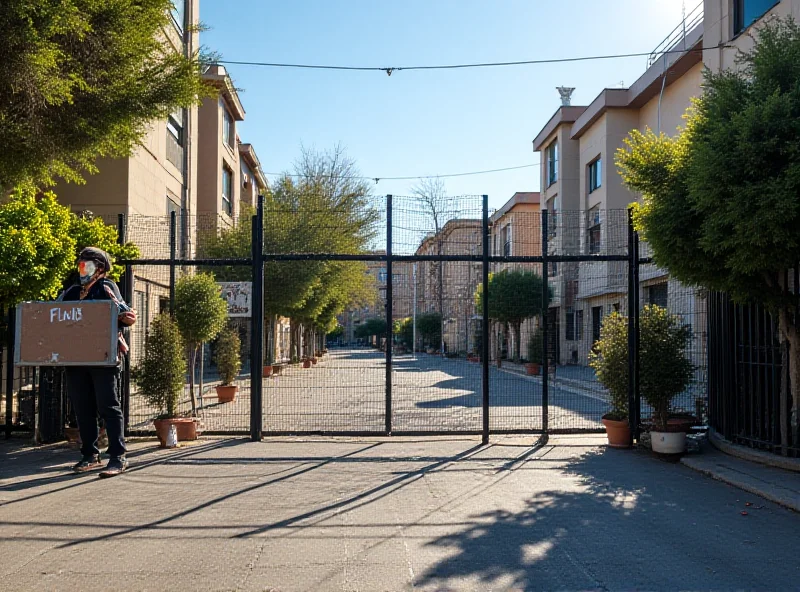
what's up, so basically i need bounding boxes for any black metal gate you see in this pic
[14,197,710,445]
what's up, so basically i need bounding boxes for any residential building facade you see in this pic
[533,7,706,366]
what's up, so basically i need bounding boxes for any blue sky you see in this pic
[201,0,693,210]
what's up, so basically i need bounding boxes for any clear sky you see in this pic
[200,0,694,210]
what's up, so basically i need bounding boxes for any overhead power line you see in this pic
[262,162,539,184]
[213,43,725,75]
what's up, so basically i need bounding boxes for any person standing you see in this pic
[59,247,136,478]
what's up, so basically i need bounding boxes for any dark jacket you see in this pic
[57,278,133,359]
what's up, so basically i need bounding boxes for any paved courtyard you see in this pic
[2,435,800,591]
[130,348,611,434]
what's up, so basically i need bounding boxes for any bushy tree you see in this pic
[354,317,387,341]
[174,273,228,414]
[616,17,800,447]
[214,326,242,387]
[395,317,414,348]
[416,312,442,349]
[0,0,210,188]
[589,312,629,421]
[0,184,74,307]
[475,269,549,363]
[133,313,186,419]
[639,306,694,431]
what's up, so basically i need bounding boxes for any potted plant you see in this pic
[264,365,273,378]
[639,305,694,454]
[525,330,543,376]
[302,357,312,369]
[589,312,631,448]
[173,273,228,415]
[133,313,193,447]
[214,327,241,403]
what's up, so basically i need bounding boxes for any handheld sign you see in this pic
[15,301,119,367]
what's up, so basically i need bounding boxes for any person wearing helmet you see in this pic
[58,247,137,478]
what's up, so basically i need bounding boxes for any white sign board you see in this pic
[217,282,252,318]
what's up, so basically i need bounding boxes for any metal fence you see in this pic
[708,290,799,457]
[9,196,710,446]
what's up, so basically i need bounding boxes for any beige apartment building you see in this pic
[414,220,482,354]
[533,5,706,366]
[489,192,542,361]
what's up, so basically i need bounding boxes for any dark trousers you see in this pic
[66,366,126,458]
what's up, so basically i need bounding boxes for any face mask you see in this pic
[78,260,98,285]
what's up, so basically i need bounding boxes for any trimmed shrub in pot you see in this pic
[639,305,694,453]
[589,312,631,448]
[214,327,241,403]
[525,329,543,376]
[133,313,194,446]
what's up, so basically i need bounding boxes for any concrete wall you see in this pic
[704,0,798,72]
[638,62,703,136]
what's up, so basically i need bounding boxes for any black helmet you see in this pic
[78,247,112,273]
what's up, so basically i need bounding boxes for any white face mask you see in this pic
[78,260,97,285]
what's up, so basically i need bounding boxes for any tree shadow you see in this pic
[415,447,800,591]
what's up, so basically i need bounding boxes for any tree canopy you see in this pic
[616,17,800,445]
[475,269,548,362]
[0,0,209,188]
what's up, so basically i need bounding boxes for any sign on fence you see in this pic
[15,301,118,366]
[218,282,252,318]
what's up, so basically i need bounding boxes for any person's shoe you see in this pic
[98,456,128,479]
[72,454,103,473]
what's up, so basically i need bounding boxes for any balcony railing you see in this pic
[648,1,703,67]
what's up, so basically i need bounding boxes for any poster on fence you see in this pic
[218,282,252,318]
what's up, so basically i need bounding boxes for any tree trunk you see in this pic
[267,315,276,365]
[290,320,298,362]
[513,322,522,363]
[188,345,198,416]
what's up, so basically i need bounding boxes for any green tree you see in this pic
[639,305,694,431]
[173,273,228,414]
[0,184,75,308]
[133,313,186,419]
[475,269,548,363]
[213,326,242,387]
[588,312,629,421]
[616,18,800,448]
[0,0,210,188]
[354,317,387,342]
[416,312,442,349]
[395,317,414,348]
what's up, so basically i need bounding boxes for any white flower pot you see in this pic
[650,431,687,454]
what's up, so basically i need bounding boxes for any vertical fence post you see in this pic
[5,307,15,438]
[117,215,131,435]
[482,194,490,445]
[250,196,264,441]
[627,209,636,445]
[541,210,549,440]
[385,195,393,435]
[169,210,177,311]
[633,231,641,440]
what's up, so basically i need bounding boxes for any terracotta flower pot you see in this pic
[525,363,540,376]
[153,418,198,448]
[311,357,318,365]
[216,385,238,403]
[602,416,631,448]
[263,365,273,378]
[303,359,312,369]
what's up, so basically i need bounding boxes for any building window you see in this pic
[588,158,602,193]
[241,160,252,190]
[377,268,387,283]
[566,308,575,341]
[222,166,233,215]
[502,225,512,257]
[587,206,601,255]
[549,261,558,276]
[648,283,669,309]
[171,0,186,33]
[734,0,779,35]
[575,309,584,340]
[222,100,234,148]
[167,108,184,145]
[592,306,603,344]
[546,141,558,186]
